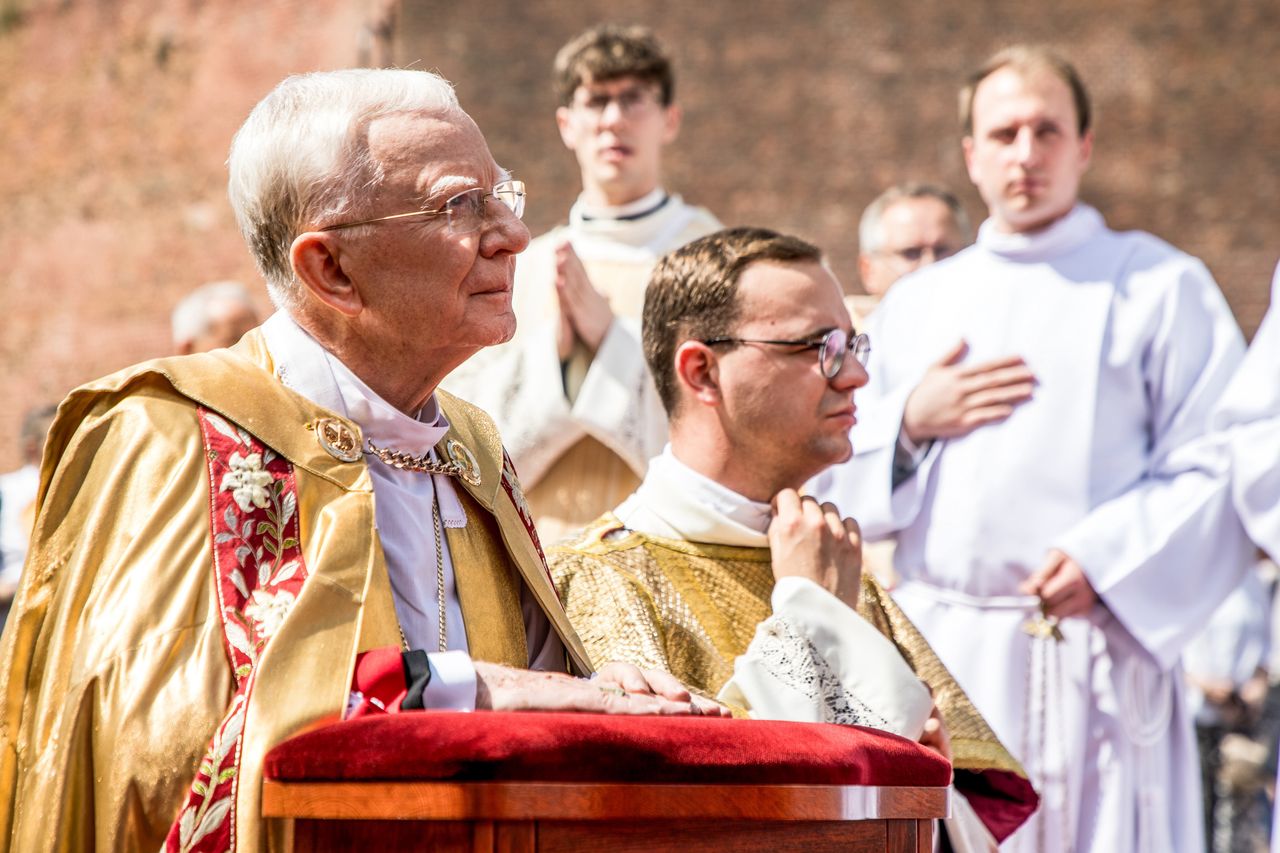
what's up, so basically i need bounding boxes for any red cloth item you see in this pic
[954,767,1040,843]
[346,646,410,716]
[264,711,953,787]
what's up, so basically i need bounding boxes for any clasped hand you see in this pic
[767,489,862,611]
[555,241,615,360]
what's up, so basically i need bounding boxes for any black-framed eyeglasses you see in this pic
[701,328,871,379]
[318,180,526,235]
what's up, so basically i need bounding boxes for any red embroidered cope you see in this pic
[164,409,310,853]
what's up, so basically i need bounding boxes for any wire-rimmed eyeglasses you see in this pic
[701,328,871,379]
[318,180,526,235]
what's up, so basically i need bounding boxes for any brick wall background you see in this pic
[1,0,1276,469]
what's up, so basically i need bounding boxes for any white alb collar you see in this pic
[571,187,668,223]
[627,445,772,547]
[977,203,1104,261]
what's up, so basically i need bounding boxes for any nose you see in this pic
[1014,126,1038,166]
[832,352,869,391]
[598,96,626,128]
[480,207,530,257]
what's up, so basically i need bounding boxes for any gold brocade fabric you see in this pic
[551,515,1027,777]
[0,331,583,853]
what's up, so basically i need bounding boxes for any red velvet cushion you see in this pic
[264,711,952,787]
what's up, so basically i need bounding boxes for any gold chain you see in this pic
[431,491,447,653]
[366,438,471,479]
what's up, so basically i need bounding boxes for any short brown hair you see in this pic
[553,24,674,107]
[959,45,1091,136]
[643,227,823,416]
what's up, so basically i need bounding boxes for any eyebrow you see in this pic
[424,174,480,201]
[423,169,514,204]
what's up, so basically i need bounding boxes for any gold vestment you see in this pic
[0,331,589,852]
[550,515,1024,778]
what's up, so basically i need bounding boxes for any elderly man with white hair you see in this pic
[0,69,720,853]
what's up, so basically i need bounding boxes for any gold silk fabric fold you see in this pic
[527,435,642,547]
[0,330,585,852]
[550,514,1026,777]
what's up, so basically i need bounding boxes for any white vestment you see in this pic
[1207,261,1280,853]
[442,191,720,543]
[813,205,1253,853]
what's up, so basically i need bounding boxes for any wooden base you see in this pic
[264,780,945,852]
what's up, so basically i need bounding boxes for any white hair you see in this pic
[227,69,461,308]
[171,280,256,347]
[858,183,971,254]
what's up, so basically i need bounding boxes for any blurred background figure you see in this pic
[0,404,58,628]
[848,182,971,322]
[845,182,972,590]
[170,280,260,354]
[1184,558,1276,853]
[444,24,720,544]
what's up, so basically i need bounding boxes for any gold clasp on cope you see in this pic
[445,439,482,487]
[313,418,362,463]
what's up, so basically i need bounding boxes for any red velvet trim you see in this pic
[953,767,1040,843]
[264,712,952,787]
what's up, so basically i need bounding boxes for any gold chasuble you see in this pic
[550,515,1024,779]
[0,330,589,853]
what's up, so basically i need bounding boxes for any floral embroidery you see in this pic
[243,589,297,641]
[220,452,273,513]
[165,409,310,853]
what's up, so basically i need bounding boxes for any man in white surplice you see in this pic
[1208,260,1280,853]
[811,46,1252,853]
[442,25,720,544]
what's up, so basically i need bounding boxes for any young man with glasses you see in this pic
[444,24,720,545]
[549,227,1036,852]
[0,68,722,853]
[814,46,1250,853]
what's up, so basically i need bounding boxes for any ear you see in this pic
[858,253,877,297]
[674,340,722,408]
[555,106,576,151]
[660,103,682,146]
[1077,128,1094,173]
[290,231,363,318]
[962,136,978,185]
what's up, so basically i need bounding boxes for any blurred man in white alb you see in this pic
[814,45,1250,853]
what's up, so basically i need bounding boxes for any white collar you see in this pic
[977,203,1104,261]
[261,311,450,454]
[572,187,668,222]
[617,445,771,547]
[260,311,463,525]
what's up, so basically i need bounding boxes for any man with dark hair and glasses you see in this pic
[0,68,723,853]
[444,24,720,546]
[550,227,1038,851]
[814,45,1250,852]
